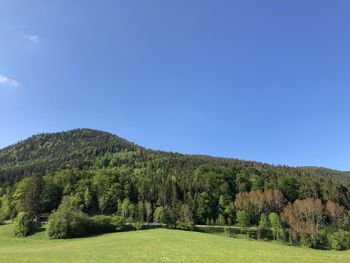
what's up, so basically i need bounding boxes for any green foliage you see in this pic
[92,169,122,214]
[195,225,258,239]
[236,211,250,227]
[13,212,34,237]
[89,215,123,233]
[269,213,285,241]
[258,213,271,239]
[47,197,125,239]
[46,210,69,239]
[216,214,226,226]
[194,191,214,224]
[46,200,78,239]
[13,176,43,216]
[47,206,125,239]
[132,221,145,230]
[300,231,328,249]
[278,176,299,201]
[1,129,350,248]
[0,129,138,184]
[136,201,145,222]
[119,198,135,222]
[328,231,350,251]
[153,207,166,223]
[39,176,61,213]
[175,221,195,231]
[0,194,12,220]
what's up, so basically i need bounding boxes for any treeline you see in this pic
[1,163,350,249]
[234,189,350,249]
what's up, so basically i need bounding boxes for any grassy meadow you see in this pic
[0,224,350,263]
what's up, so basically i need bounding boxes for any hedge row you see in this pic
[46,210,125,239]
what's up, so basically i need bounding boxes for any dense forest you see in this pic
[1,129,350,249]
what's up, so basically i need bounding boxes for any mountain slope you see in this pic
[0,129,349,185]
[0,129,140,184]
[0,129,139,165]
[1,129,350,233]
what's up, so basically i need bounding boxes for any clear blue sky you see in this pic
[0,1,349,170]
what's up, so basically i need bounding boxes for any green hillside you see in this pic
[0,224,349,263]
[1,129,350,251]
[0,129,349,185]
[0,129,139,184]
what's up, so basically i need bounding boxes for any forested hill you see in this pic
[0,129,349,186]
[0,129,349,185]
[0,129,140,184]
[1,128,350,243]
[0,129,140,165]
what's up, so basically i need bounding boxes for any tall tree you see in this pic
[13,176,43,216]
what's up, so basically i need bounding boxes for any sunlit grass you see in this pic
[0,224,349,263]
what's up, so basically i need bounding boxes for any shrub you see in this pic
[246,228,258,239]
[69,212,90,237]
[296,229,329,249]
[268,213,285,241]
[132,221,145,230]
[0,195,12,221]
[175,221,195,231]
[90,215,114,233]
[258,213,271,240]
[47,209,126,239]
[89,215,126,232]
[153,207,166,223]
[236,211,250,227]
[328,231,350,251]
[216,214,226,226]
[111,216,125,231]
[46,209,72,239]
[194,225,258,239]
[13,212,34,237]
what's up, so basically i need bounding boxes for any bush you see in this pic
[69,212,90,237]
[13,212,34,237]
[0,195,12,221]
[46,209,72,239]
[89,215,114,233]
[258,214,272,240]
[175,221,195,231]
[153,207,166,223]
[299,231,328,249]
[132,221,145,230]
[47,208,125,239]
[328,231,350,251]
[111,216,125,231]
[89,215,125,233]
[216,214,226,226]
[268,213,285,241]
[236,211,250,227]
[194,225,258,239]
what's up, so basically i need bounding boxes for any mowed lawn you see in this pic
[1,224,350,263]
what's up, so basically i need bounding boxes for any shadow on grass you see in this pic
[44,226,165,240]
[23,226,46,237]
[34,226,46,234]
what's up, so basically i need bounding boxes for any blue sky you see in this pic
[0,1,349,170]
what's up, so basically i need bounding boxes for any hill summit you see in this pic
[0,129,140,184]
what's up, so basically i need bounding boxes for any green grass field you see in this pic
[0,224,350,263]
